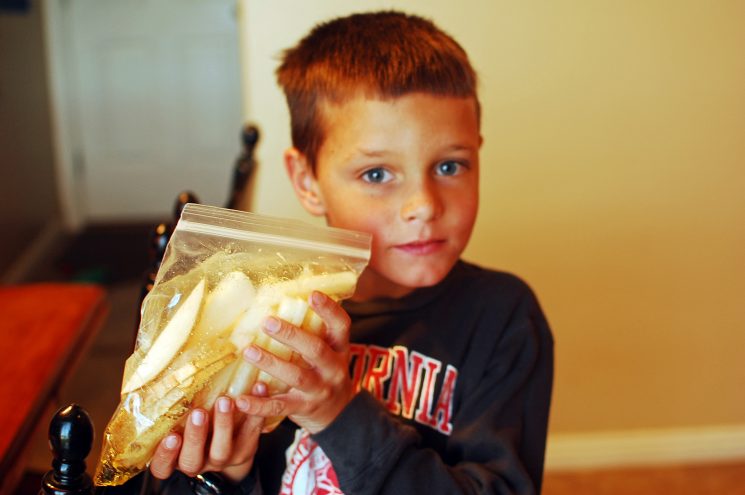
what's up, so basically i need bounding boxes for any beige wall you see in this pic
[239,1,745,434]
[0,3,60,275]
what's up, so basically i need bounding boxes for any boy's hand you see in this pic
[238,291,354,434]
[149,385,267,483]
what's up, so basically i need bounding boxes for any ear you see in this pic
[284,147,326,216]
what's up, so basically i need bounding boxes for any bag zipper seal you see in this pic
[176,219,371,261]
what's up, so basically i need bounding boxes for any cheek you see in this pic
[342,213,391,247]
[323,194,390,237]
[463,199,479,228]
[325,200,392,268]
[448,189,479,230]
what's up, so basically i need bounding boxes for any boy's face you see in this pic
[286,93,480,300]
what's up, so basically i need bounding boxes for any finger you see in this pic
[263,316,332,368]
[309,291,351,352]
[207,397,234,468]
[231,383,267,464]
[235,391,288,419]
[178,409,209,477]
[243,343,319,393]
[149,433,181,479]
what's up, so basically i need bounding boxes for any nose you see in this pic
[400,181,441,222]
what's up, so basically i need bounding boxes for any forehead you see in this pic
[317,93,480,155]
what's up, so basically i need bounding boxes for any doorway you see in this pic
[45,0,243,225]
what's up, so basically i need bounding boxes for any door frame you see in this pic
[42,0,85,231]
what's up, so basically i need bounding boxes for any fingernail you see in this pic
[244,345,260,362]
[218,397,231,413]
[191,410,205,426]
[236,397,249,412]
[264,317,280,334]
[253,381,267,396]
[311,291,324,305]
[164,434,178,449]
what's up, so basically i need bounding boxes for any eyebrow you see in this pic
[442,144,476,153]
[356,144,475,157]
[356,147,389,158]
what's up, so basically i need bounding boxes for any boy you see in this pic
[150,10,553,495]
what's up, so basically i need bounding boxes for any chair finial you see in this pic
[40,404,94,495]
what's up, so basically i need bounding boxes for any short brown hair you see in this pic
[276,11,479,170]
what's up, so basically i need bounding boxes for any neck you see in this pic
[351,268,414,302]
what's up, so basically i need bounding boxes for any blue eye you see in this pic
[361,167,392,183]
[436,160,462,176]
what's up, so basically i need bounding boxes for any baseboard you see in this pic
[545,424,745,471]
[1,220,67,284]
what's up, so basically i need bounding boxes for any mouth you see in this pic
[393,239,446,255]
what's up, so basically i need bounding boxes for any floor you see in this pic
[543,461,745,495]
[16,224,745,494]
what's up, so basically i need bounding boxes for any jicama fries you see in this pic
[94,204,370,486]
[95,262,361,485]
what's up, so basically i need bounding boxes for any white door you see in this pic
[66,0,243,221]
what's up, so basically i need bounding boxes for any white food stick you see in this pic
[302,309,324,335]
[230,294,275,350]
[226,359,260,398]
[198,360,239,410]
[277,296,309,326]
[194,271,255,339]
[269,271,358,298]
[122,279,206,394]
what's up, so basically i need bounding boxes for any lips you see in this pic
[393,239,446,255]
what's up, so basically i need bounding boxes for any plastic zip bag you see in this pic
[94,204,371,486]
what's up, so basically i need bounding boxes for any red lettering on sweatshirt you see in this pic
[346,344,458,436]
[348,344,366,393]
[384,347,424,418]
[414,358,442,428]
[361,345,392,401]
[432,365,457,435]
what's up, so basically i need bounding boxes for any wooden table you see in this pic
[0,283,108,494]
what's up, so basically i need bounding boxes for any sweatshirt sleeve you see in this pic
[313,289,554,495]
[235,469,262,495]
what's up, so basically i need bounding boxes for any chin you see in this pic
[389,262,454,290]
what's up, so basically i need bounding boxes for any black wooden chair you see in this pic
[39,125,260,495]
